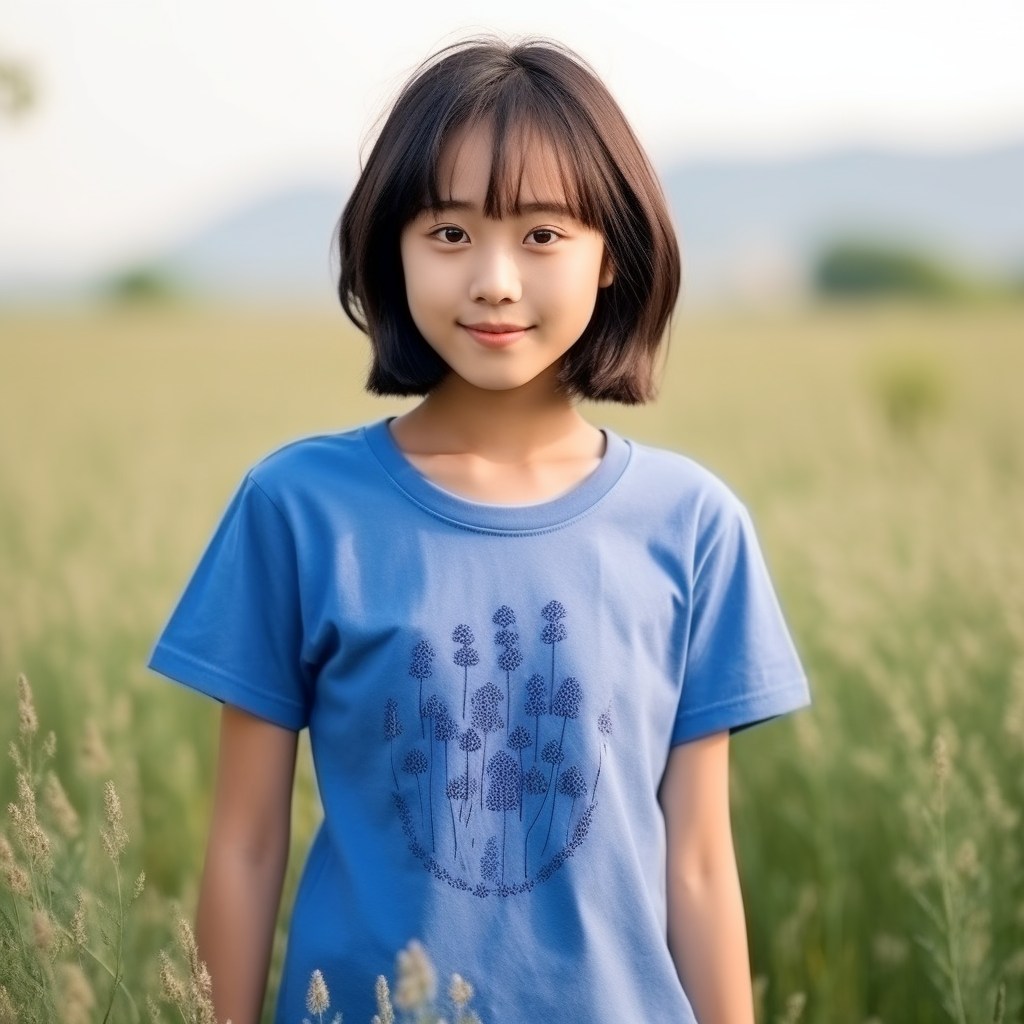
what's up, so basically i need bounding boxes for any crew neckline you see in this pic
[361,416,632,533]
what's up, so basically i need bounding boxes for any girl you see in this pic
[150,37,811,1024]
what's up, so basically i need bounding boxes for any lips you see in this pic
[460,322,531,348]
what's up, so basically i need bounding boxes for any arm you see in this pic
[195,703,299,1024]
[659,730,755,1024]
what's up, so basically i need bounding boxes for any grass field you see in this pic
[1,301,1022,1023]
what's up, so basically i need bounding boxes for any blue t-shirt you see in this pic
[149,417,810,1024]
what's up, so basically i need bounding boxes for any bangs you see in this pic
[418,102,611,229]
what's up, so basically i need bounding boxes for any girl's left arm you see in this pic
[659,730,756,1024]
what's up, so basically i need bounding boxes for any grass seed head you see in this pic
[9,772,51,867]
[0,834,15,872]
[306,969,330,1015]
[81,719,112,775]
[17,674,38,738]
[177,915,201,972]
[146,994,164,1023]
[932,735,950,786]
[0,833,31,897]
[0,984,16,1024]
[780,991,807,1024]
[159,951,187,1006]
[57,963,95,1024]
[44,771,81,838]
[33,907,55,953]
[992,981,1005,1024]
[954,838,978,876]
[100,780,129,861]
[449,974,473,1008]
[71,890,87,946]
[394,939,436,1011]
[374,975,395,1024]
[189,960,217,1024]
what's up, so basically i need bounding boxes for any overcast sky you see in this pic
[2,0,1023,277]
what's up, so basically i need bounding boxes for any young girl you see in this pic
[149,38,810,1024]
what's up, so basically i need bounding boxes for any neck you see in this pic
[392,365,598,461]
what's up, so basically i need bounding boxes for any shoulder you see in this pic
[240,420,382,508]
[620,435,750,535]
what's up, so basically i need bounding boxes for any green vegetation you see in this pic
[104,268,183,306]
[2,303,1023,1023]
[812,241,1006,301]
[0,54,35,120]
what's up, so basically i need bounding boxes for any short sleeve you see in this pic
[148,474,311,730]
[672,499,810,745]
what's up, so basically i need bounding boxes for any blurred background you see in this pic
[1,2,1023,1023]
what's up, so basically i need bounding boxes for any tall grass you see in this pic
[2,301,1022,1022]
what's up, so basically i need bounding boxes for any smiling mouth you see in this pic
[460,323,531,347]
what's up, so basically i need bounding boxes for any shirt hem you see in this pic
[147,643,307,731]
[671,676,811,745]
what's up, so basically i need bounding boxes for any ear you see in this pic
[599,249,615,289]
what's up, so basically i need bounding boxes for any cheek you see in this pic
[540,256,605,323]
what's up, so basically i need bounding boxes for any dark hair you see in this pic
[337,37,681,404]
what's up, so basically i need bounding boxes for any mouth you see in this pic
[460,322,532,348]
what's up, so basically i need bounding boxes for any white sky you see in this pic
[2,0,1023,277]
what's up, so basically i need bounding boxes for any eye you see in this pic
[432,226,468,244]
[526,228,559,246]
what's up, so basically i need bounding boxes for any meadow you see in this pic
[1,300,1022,1023]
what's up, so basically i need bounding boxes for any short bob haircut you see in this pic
[337,37,681,405]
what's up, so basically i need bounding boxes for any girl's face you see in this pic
[399,125,614,396]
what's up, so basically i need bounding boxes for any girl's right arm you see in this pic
[195,703,299,1024]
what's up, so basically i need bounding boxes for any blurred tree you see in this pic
[813,241,973,300]
[0,53,35,119]
[105,268,181,305]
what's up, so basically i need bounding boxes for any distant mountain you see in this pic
[664,143,1024,299]
[157,189,346,301]
[5,142,1023,304]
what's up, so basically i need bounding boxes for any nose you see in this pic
[469,244,522,305]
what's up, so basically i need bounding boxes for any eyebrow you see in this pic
[427,199,577,218]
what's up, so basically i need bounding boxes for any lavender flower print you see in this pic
[524,674,547,762]
[540,600,567,711]
[551,676,583,751]
[481,836,499,883]
[458,728,481,820]
[485,750,521,884]
[557,765,588,845]
[452,624,480,718]
[506,725,532,820]
[470,682,504,810]
[384,698,403,790]
[421,694,449,852]
[526,739,564,875]
[594,705,612,801]
[492,605,515,630]
[408,640,435,738]
[402,748,428,827]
